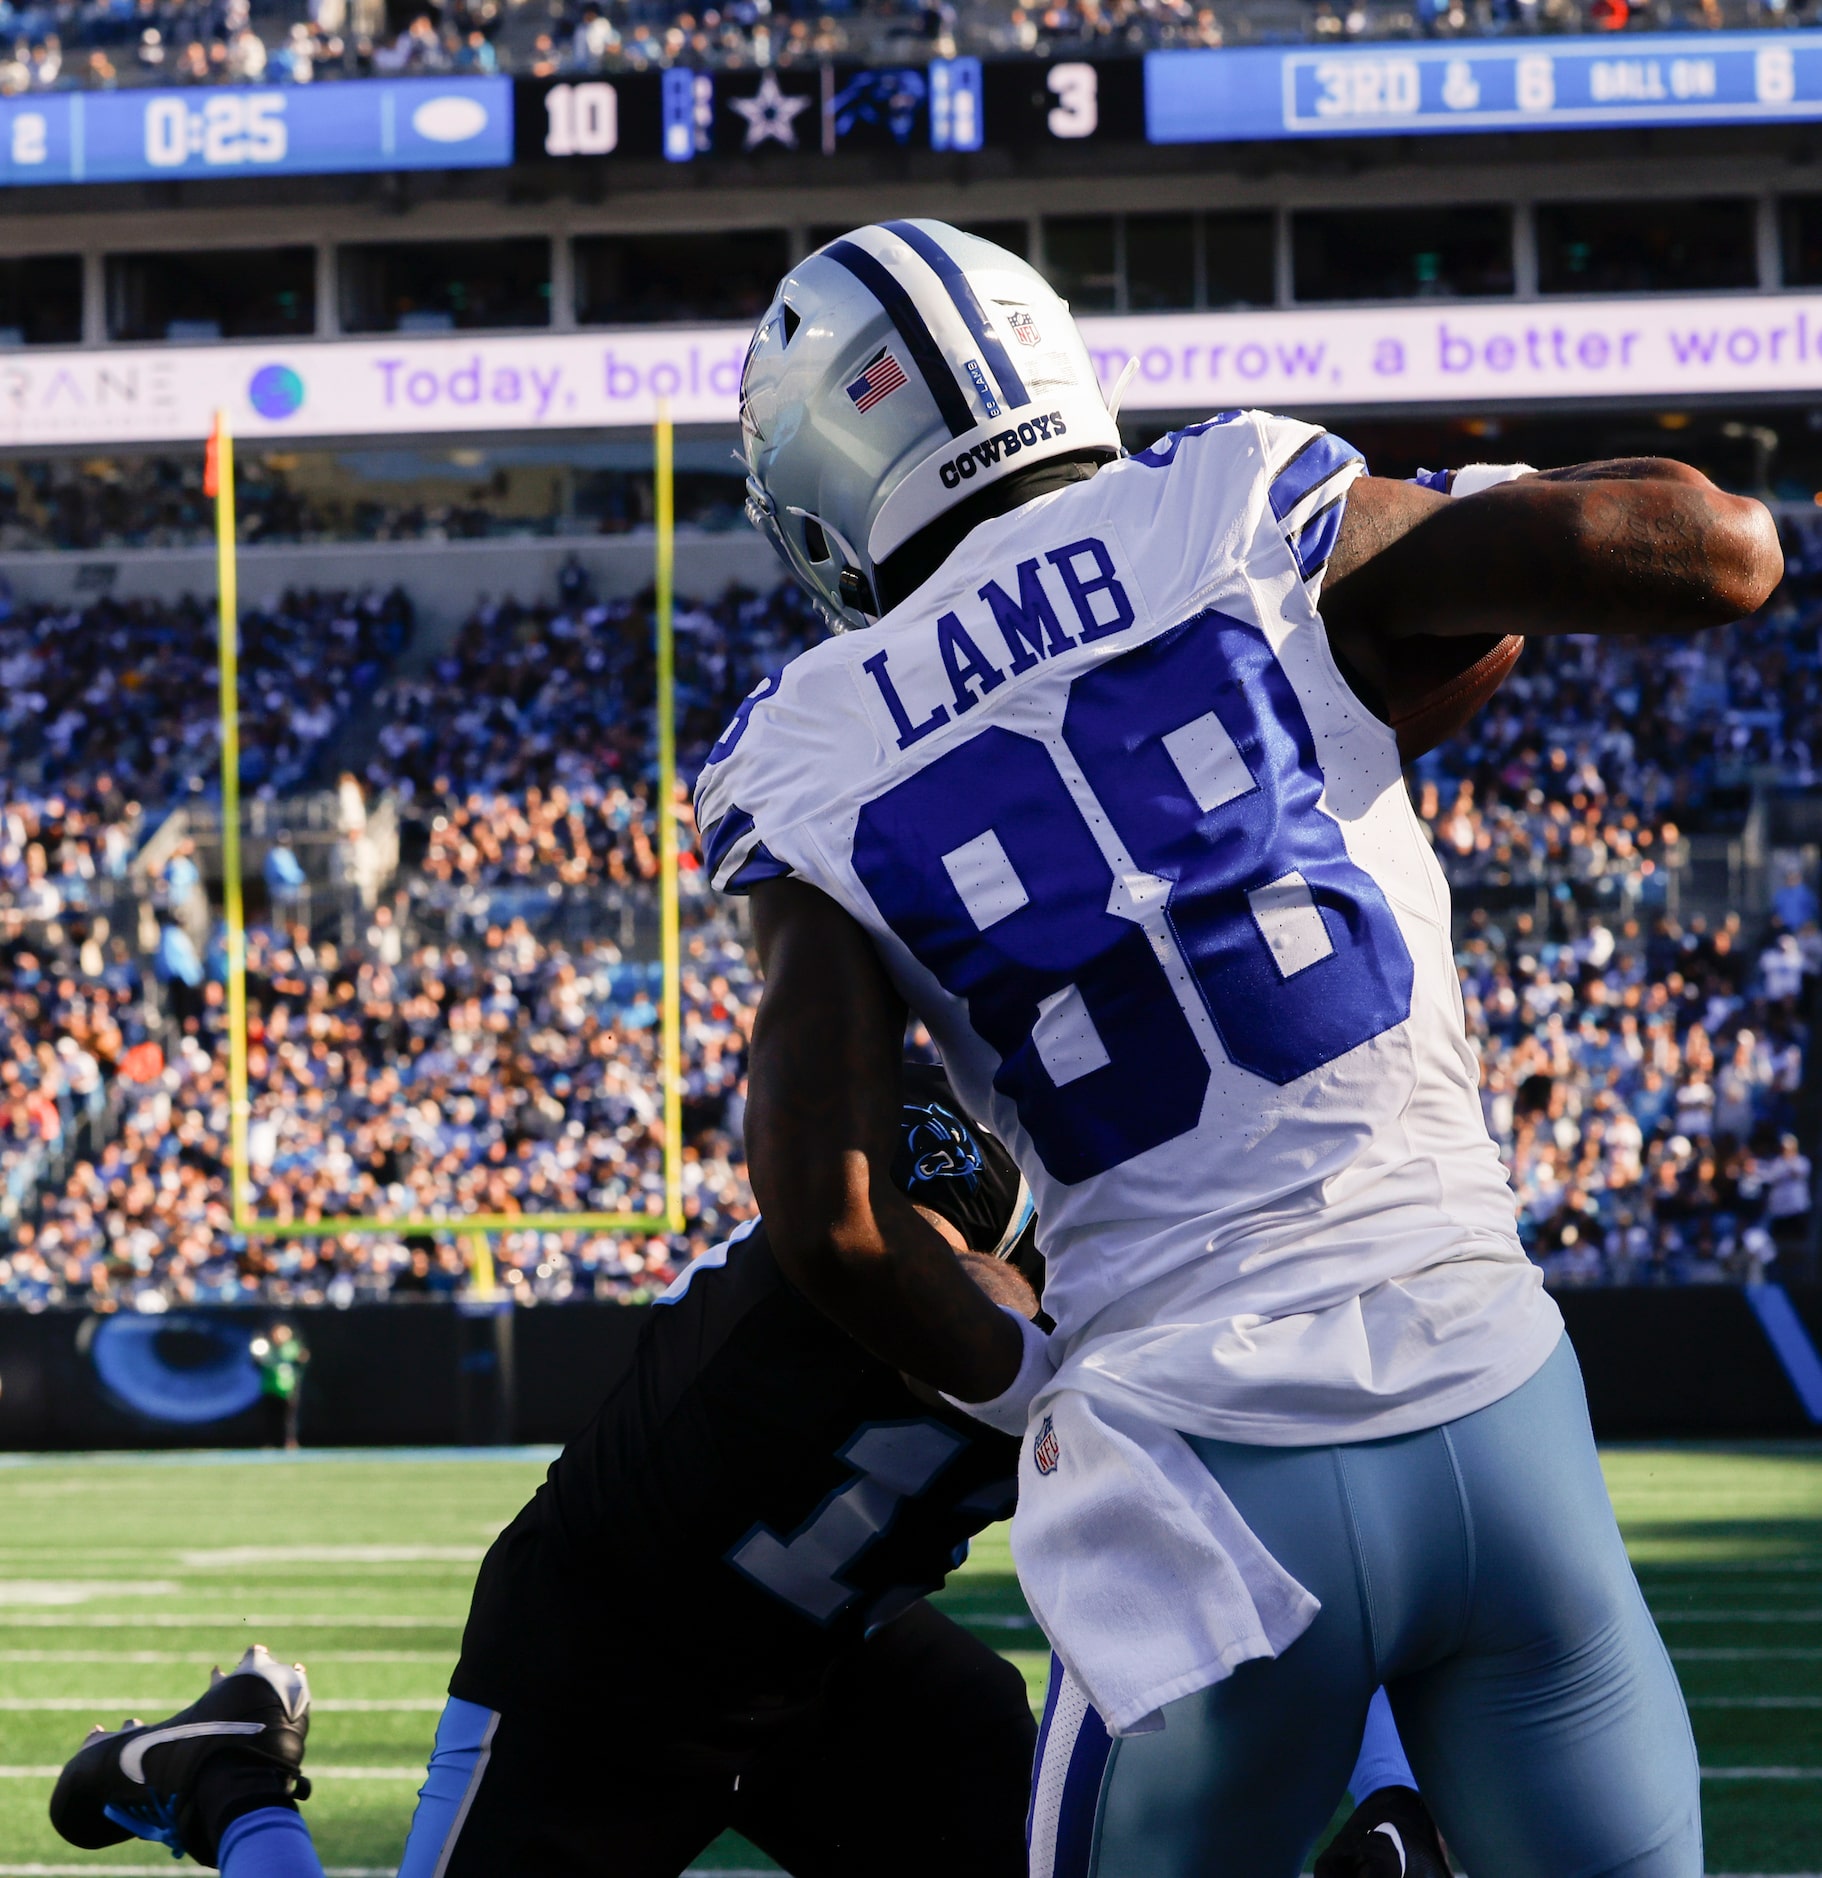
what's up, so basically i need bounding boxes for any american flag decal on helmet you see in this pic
[846,348,909,413]
[1033,1413,1060,1476]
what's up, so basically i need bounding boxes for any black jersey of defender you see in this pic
[452,1221,1019,1727]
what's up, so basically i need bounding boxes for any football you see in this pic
[1388,633,1525,763]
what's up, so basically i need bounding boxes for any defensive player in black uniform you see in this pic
[50,1066,1448,1878]
[399,1062,1042,1877]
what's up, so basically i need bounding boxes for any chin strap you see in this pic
[1104,356,1141,428]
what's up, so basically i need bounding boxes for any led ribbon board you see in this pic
[0,76,511,187]
[1147,32,1822,143]
[5,297,1822,448]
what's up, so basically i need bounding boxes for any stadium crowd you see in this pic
[1,514,1821,1306]
[0,459,751,555]
[0,583,413,807]
[2,0,1813,92]
[0,910,755,1309]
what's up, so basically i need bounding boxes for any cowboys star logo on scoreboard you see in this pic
[1033,1413,1060,1476]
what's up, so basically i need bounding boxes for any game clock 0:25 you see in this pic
[143,92,288,168]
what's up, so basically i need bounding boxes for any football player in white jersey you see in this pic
[701,221,1781,1878]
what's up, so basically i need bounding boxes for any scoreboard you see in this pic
[4,35,1822,188]
[518,59,1142,163]
[1147,33,1822,141]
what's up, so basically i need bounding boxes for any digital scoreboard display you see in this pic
[0,76,511,187]
[516,59,1144,163]
[1,34,1820,189]
[1146,33,1822,142]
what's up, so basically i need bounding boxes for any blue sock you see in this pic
[1347,1686,1417,1802]
[218,1805,326,1878]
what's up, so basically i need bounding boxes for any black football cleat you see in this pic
[1314,1785,1451,1878]
[49,1643,311,1866]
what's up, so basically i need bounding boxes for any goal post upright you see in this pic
[654,397,687,1235]
[219,404,689,1250]
[211,409,254,1235]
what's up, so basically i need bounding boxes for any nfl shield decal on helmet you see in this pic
[1008,310,1041,347]
[1033,1413,1060,1476]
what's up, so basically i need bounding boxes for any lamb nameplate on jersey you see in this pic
[856,529,1149,755]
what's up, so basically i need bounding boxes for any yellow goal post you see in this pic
[209,405,688,1264]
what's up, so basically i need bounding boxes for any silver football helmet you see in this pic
[740,220,1122,630]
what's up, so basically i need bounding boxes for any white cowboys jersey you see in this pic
[699,411,1561,1442]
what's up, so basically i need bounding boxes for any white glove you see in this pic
[1450,462,1537,497]
[941,1307,1056,1437]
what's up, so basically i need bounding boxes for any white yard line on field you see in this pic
[176,1548,487,1567]
[1687,1697,1822,1708]
[0,1649,452,1663]
[0,1766,427,1778]
[1652,1611,1822,1622]
[1673,1647,1822,1660]
[1700,1766,1822,1778]
[0,1698,448,1712]
[0,1615,462,1629]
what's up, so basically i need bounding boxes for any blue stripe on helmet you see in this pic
[825,238,975,440]
[881,220,1032,413]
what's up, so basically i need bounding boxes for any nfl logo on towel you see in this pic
[846,348,908,413]
[1033,1413,1060,1476]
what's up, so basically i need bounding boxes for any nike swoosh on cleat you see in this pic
[119,1721,265,1784]
[1370,1822,1407,1877]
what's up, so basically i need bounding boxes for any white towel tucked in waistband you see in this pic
[1008,1385,1320,1735]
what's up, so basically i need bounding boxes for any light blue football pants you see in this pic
[1029,1336,1700,1878]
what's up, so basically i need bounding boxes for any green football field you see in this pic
[0,1444,1817,1876]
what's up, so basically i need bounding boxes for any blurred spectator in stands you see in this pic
[155,921,204,1029]
[1775,868,1819,934]
[265,837,310,929]
[571,3,617,62]
[1765,1132,1813,1240]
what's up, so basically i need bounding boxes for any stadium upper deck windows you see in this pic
[0,257,81,347]
[1032,213,1273,312]
[106,248,315,343]
[1291,207,1514,302]
[1536,200,1757,294]
[1777,199,1822,287]
[339,240,552,333]
[576,230,790,325]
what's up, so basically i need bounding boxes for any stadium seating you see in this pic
[0,536,1815,1306]
[8,0,1813,92]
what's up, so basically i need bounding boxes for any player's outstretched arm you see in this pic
[746,877,1025,1403]
[1322,458,1782,648]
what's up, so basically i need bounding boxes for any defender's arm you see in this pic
[745,877,1024,1403]
[1322,458,1781,648]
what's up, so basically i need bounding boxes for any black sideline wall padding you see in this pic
[0,1293,1815,1451]
[0,1304,646,1451]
